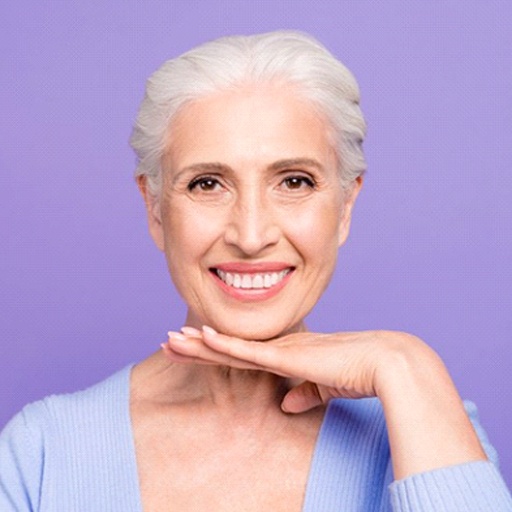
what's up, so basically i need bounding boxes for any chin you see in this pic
[216,318,305,342]
[185,307,306,341]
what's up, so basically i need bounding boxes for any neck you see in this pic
[200,364,289,408]
[133,350,291,417]
[133,312,308,416]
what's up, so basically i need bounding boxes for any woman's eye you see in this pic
[187,177,221,192]
[282,175,315,190]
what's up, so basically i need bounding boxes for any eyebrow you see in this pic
[269,158,324,172]
[172,158,325,184]
[171,162,230,185]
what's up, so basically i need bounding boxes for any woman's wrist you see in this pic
[374,334,487,480]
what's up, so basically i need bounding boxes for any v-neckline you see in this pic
[121,363,336,512]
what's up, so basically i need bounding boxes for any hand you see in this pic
[162,327,422,413]
[162,327,487,479]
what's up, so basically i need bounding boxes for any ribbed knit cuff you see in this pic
[389,461,512,512]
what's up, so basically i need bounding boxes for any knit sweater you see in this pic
[1,365,511,511]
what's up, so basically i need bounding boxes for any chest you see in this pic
[132,411,322,511]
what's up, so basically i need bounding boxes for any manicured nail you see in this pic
[202,325,217,336]
[167,331,187,342]
[160,342,168,351]
[181,326,201,336]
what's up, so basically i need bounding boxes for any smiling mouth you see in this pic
[212,268,293,290]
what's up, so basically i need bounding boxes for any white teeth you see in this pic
[253,274,264,288]
[216,269,291,290]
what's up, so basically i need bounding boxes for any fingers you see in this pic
[172,327,340,384]
[200,326,282,371]
[164,329,271,373]
[162,326,384,404]
[180,326,201,336]
[198,328,345,387]
[281,381,324,414]
[160,342,220,366]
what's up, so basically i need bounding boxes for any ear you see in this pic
[338,176,363,247]
[136,175,165,251]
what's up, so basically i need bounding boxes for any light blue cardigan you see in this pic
[1,365,511,511]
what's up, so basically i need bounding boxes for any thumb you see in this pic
[281,381,324,414]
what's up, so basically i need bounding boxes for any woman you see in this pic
[1,30,511,511]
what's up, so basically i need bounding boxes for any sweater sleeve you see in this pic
[0,404,46,512]
[388,401,512,511]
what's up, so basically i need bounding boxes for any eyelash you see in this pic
[281,175,316,190]
[186,173,317,193]
[187,175,221,192]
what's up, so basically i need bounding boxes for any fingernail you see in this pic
[181,326,201,336]
[202,325,217,336]
[160,342,168,351]
[168,331,187,342]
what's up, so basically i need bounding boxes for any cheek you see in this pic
[162,204,224,266]
[285,202,342,256]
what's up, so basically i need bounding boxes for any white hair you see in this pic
[130,30,367,198]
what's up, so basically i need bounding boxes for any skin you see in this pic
[134,84,486,510]
[143,85,356,341]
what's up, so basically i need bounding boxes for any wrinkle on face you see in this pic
[144,84,358,340]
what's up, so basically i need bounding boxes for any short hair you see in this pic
[130,30,367,198]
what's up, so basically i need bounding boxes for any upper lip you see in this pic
[212,262,294,273]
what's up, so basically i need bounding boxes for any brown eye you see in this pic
[188,176,221,192]
[283,176,315,190]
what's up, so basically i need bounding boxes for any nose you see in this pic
[224,189,280,256]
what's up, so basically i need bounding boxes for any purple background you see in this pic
[1,0,511,486]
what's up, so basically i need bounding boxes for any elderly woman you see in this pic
[1,31,511,511]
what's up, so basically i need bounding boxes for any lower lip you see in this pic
[210,269,294,302]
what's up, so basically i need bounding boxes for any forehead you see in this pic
[164,85,336,171]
